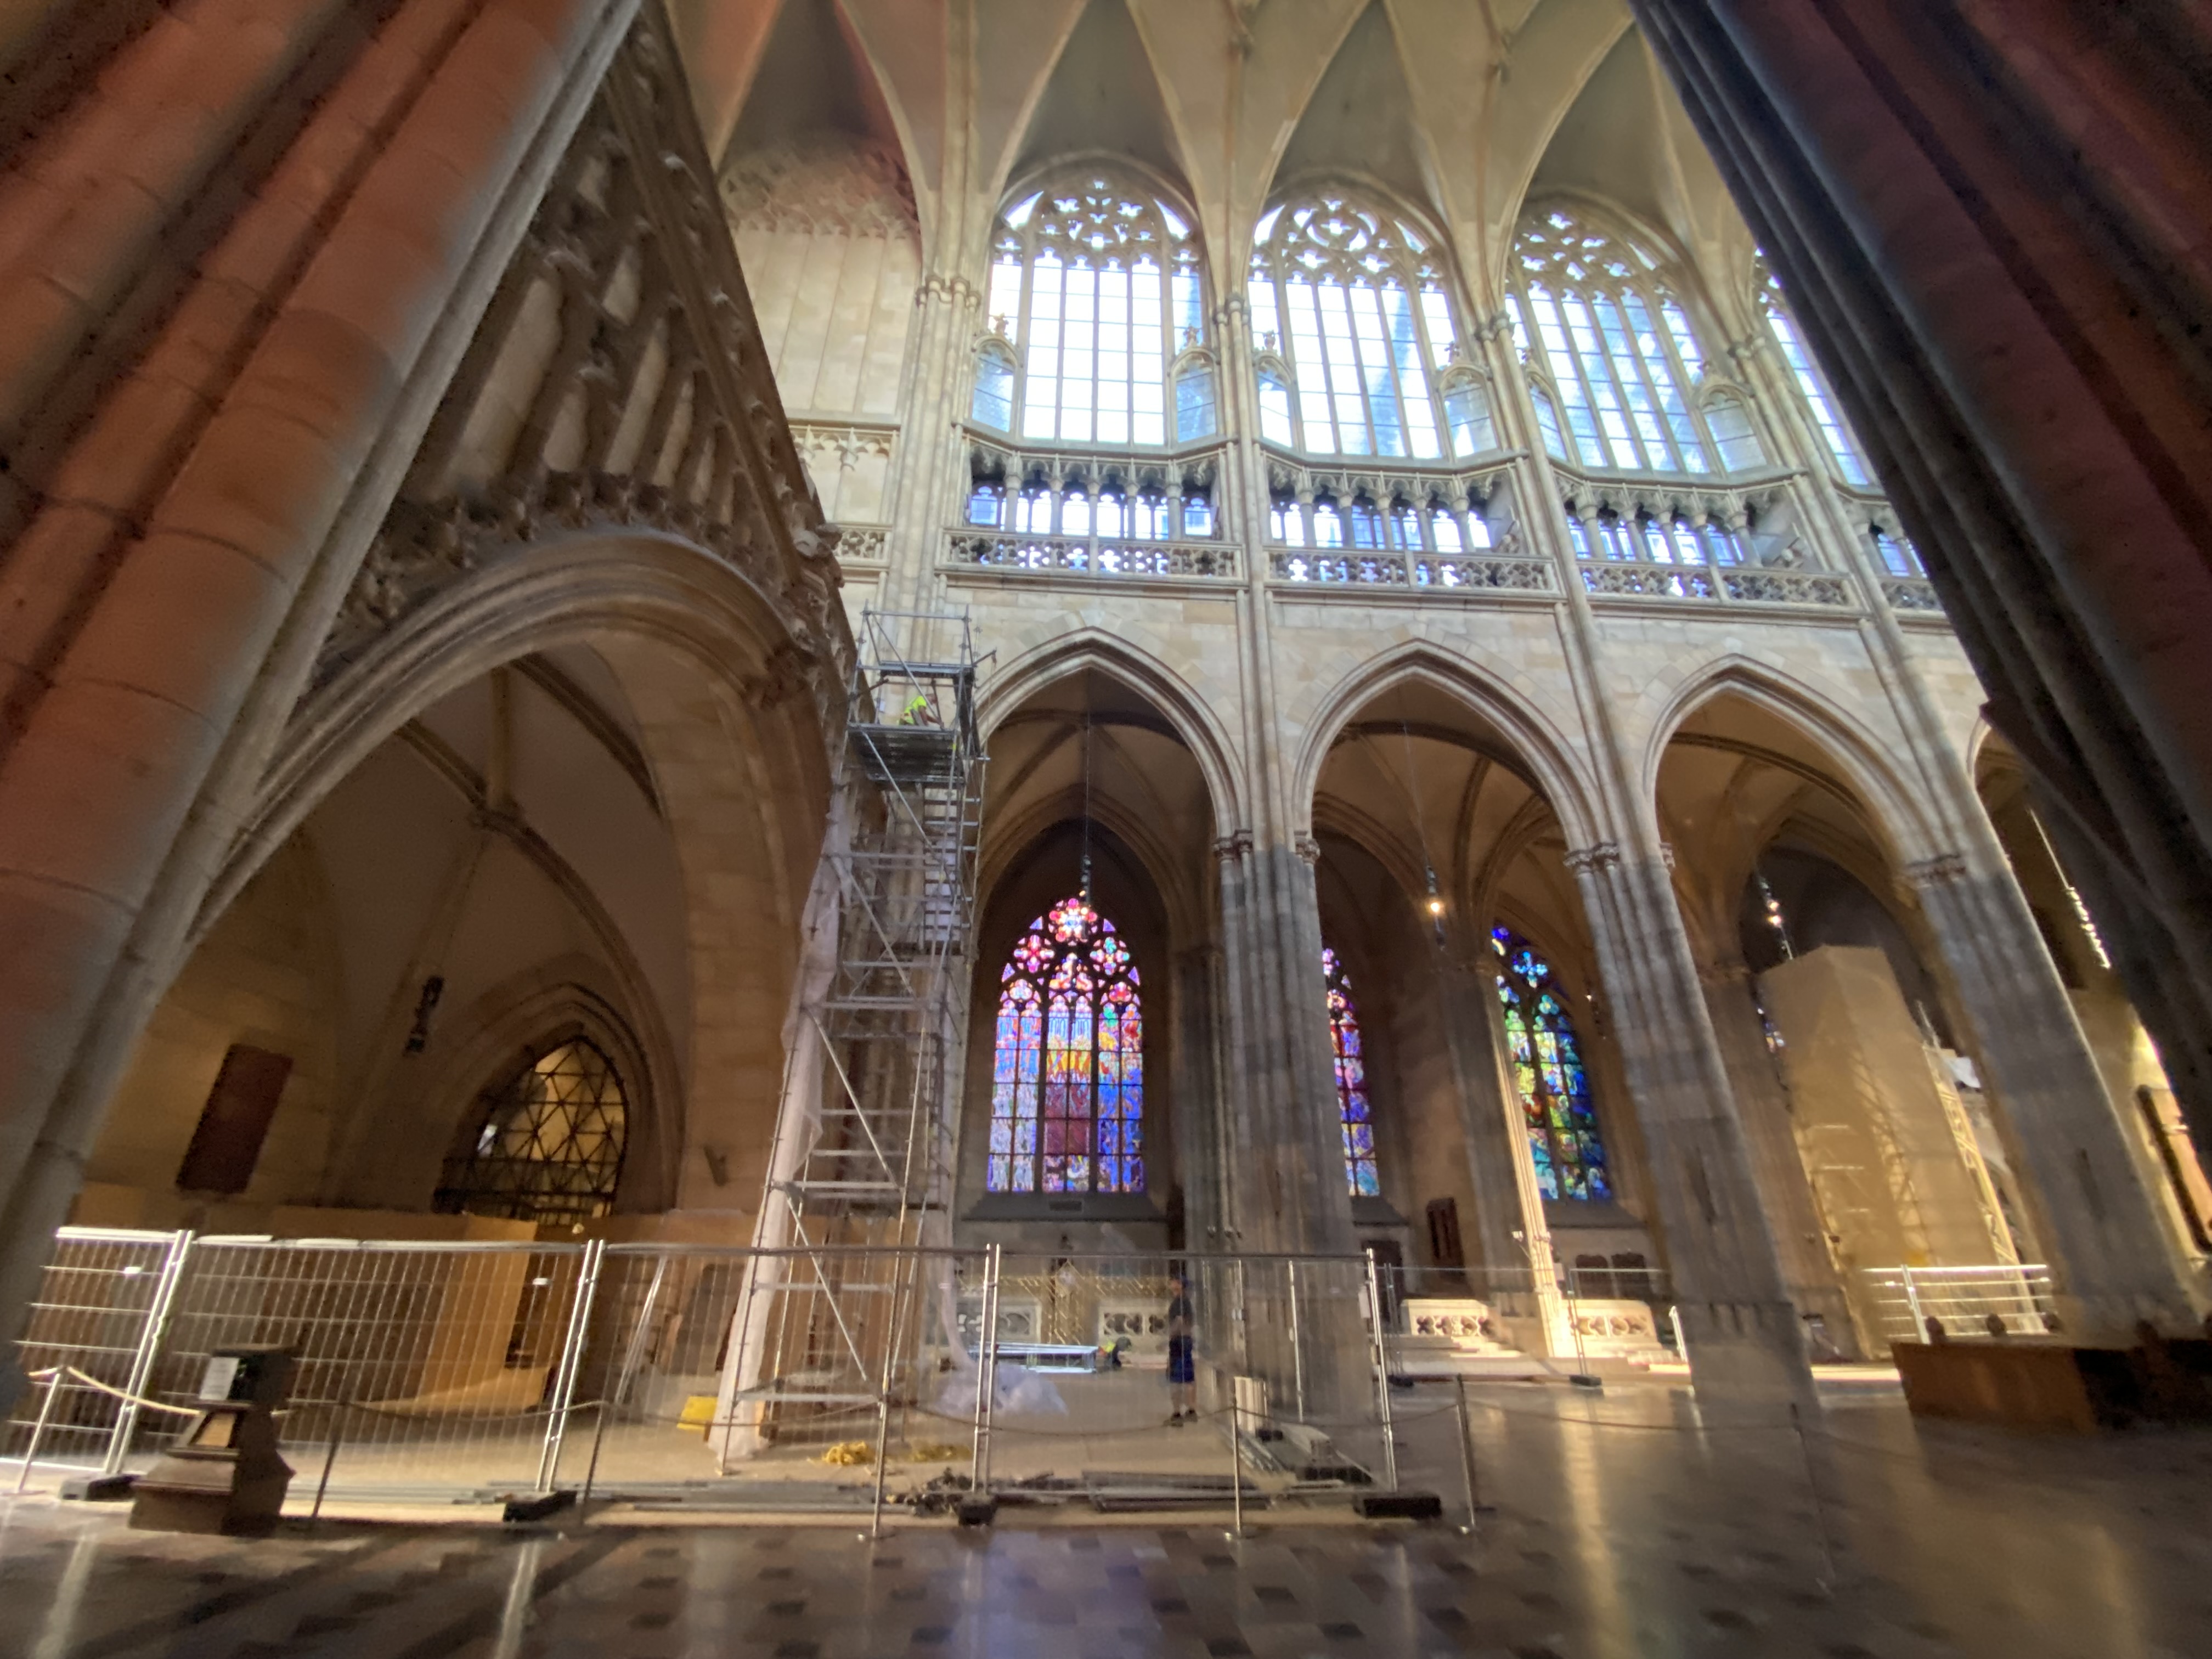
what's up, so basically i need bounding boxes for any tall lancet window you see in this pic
[1323,949,1380,1197]
[1493,927,1611,1202]
[1246,192,1460,459]
[1509,207,1713,475]
[988,897,1144,1194]
[984,173,1203,447]
[1760,266,1873,487]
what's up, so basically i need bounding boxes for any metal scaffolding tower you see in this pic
[719,611,984,1458]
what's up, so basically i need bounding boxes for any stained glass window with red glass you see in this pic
[1324,948,1380,1196]
[987,897,1144,1194]
[1492,926,1611,1201]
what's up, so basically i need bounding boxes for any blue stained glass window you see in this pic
[1324,948,1380,1197]
[1491,927,1611,1203]
[988,898,1143,1194]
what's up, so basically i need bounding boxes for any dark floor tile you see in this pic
[1203,1639,1250,1657]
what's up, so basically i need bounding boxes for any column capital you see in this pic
[1563,841,1623,875]
[1903,850,1971,889]
[1212,830,1254,865]
[1294,833,1322,866]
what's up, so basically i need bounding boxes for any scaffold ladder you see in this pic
[718,611,984,1457]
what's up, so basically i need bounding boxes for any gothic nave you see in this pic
[1,3,2209,1656]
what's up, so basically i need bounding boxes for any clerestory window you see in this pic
[1246,192,1464,459]
[984,172,1204,448]
[1762,266,1872,487]
[1510,207,1715,475]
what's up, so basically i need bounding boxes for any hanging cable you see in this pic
[1078,708,1094,905]
[1394,707,1447,932]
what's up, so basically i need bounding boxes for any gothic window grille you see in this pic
[1705,392,1766,470]
[1175,359,1220,441]
[988,174,1203,447]
[1181,490,1216,537]
[988,896,1144,1194]
[972,342,1017,431]
[1762,267,1872,486]
[1247,193,1456,458]
[436,1037,628,1224]
[966,481,1006,526]
[1513,207,1712,473]
[1323,949,1380,1197]
[1493,927,1611,1202]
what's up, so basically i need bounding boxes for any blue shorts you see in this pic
[1166,1336,1194,1384]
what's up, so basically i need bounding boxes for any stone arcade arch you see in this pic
[76,530,839,1237]
[1308,665,1649,1356]
[1656,681,2197,1344]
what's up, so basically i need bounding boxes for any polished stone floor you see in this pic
[3,1384,2208,1659]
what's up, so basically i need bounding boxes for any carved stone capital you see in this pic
[1212,831,1254,865]
[1293,833,1322,866]
[1904,851,1971,889]
[1563,842,1623,876]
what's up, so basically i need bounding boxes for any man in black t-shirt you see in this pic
[1165,1273,1195,1424]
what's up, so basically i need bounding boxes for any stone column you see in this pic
[1568,844,1818,1414]
[1629,0,2212,1190]
[1905,851,2198,1335]
[1171,941,1226,1252]
[0,0,644,1398]
[1699,960,1860,1355]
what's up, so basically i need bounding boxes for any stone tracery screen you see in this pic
[1493,928,1611,1202]
[1246,192,1457,459]
[1324,948,1380,1196]
[985,173,1204,447]
[988,897,1144,1194]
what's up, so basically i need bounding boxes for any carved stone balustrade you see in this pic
[1882,577,1944,614]
[321,5,852,736]
[947,529,1239,580]
[1579,560,1855,609]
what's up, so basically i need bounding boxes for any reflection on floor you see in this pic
[4,1383,2210,1659]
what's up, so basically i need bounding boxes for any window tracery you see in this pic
[435,1037,628,1224]
[1510,208,1716,475]
[1247,193,1465,459]
[1493,928,1611,1203]
[985,174,1203,447]
[988,896,1144,1194]
[1324,948,1380,1197]
[1761,267,1872,487]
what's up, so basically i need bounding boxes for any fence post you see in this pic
[104,1229,194,1475]
[13,1369,64,1493]
[1364,1247,1398,1491]
[978,1243,1003,1491]
[535,1239,606,1493]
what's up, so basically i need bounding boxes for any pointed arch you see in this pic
[1641,656,1950,868]
[981,630,1244,838]
[1294,645,1604,854]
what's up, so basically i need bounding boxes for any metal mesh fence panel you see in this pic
[5,1229,182,1477]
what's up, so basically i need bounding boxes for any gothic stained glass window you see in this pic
[987,896,1144,1194]
[1324,949,1380,1197]
[435,1037,628,1224]
[1492,927,1611,1203]
[985,173,1203,448]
